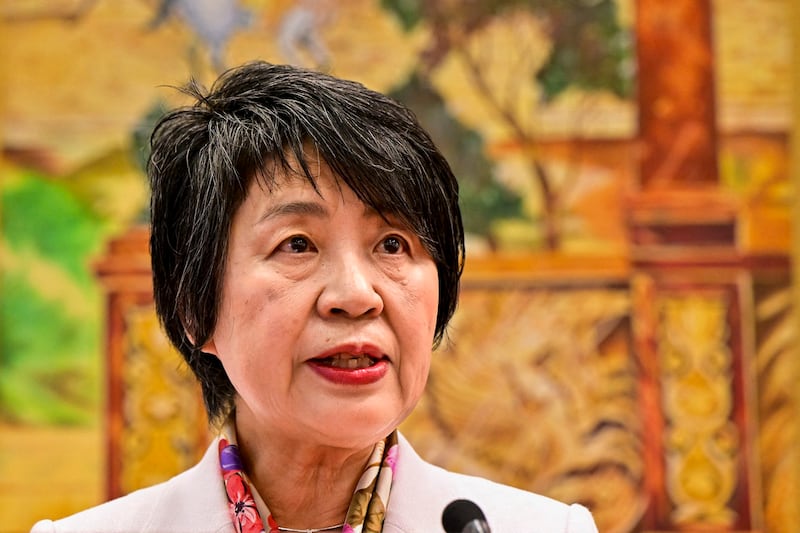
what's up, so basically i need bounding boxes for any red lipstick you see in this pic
[307,344,389,385]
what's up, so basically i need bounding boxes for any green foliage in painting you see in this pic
[0,272,99,425]
[3,173,105,286]
[390,73,525,239]
[380,0,423,30]
[534,0,634,101]
[1,172,106,425]
[383,0,633,103]
[383,0,544,31]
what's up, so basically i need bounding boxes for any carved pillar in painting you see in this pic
[94,226,208,499]
[632,0,770,530]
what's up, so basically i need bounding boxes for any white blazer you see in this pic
[32,433,598,533]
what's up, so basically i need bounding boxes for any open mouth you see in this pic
[308,350,389,385]
[314,353,381,370]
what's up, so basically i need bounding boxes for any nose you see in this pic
[317,253,384,319]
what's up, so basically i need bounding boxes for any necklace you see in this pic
[276,523,345,533]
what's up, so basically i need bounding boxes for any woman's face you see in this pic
[202,161,439,449]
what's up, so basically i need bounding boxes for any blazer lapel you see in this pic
[141,437,235,532]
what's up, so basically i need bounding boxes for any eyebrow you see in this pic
[256,201,328,225]
[255,200,381,225]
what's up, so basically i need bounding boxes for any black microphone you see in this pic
[441,499,492,533]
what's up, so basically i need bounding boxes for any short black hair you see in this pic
[148,61,464,422]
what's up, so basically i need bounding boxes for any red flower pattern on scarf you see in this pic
[220,439,265,533]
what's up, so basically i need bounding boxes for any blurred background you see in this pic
[1,0,798,531]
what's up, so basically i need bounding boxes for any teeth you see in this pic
[325,354,375,369]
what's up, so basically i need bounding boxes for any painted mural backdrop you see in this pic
[1,1,796,532]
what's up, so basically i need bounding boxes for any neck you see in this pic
[277,524,344,533]
[234,407,376,530]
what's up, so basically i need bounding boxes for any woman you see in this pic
[32,61,597,533]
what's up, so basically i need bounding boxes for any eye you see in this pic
[379,235,406,254]
[280,235,314,253]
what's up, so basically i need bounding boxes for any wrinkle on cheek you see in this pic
[263,280,295,303]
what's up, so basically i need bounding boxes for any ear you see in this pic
[185,330,219,356]
[200,338,219,356]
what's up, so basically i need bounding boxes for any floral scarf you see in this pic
[218,419,399,533]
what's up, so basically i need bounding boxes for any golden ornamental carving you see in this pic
[120,305,207,494]
[658,295,738,526]
[402,288,644,533]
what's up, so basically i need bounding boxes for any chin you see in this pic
[314,413,404,449]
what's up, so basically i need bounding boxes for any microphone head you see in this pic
[441,499,487,533]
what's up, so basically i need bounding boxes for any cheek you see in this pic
[399,271,438,383]
[402,348,431,414]
[223,271,292,321]
[212,277,271,352]
[405,267,440,333]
